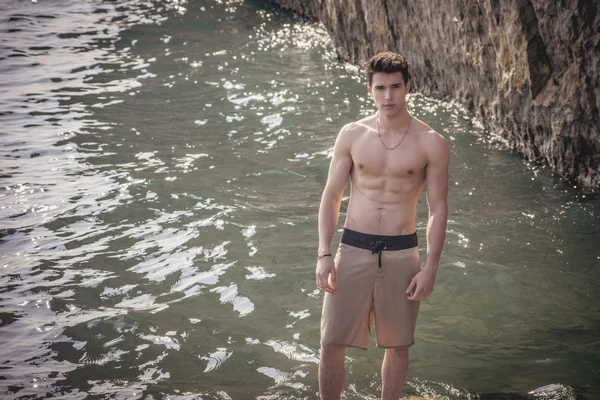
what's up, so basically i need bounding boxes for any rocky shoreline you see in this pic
[269,0,599,188]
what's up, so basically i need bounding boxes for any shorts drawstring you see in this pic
[368,239,387,268]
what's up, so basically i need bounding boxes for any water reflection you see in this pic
[201,347,232,372]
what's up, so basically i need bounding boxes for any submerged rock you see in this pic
[269,0,600,187]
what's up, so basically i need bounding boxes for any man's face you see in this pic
[367,72,410,117]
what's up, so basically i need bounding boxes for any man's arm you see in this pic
[406,131,449,301]
[423,132,450,271]
[316,123,354,292]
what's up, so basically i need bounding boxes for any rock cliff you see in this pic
[269,0,600,187]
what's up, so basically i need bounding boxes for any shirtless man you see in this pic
[315,52,449,399]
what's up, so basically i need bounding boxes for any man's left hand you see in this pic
[406,267,437,301]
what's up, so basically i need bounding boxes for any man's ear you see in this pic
[367,83,372,96]
[406,80,410,93]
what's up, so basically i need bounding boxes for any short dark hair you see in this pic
[363,51,411,86]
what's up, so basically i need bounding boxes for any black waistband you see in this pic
[341,228,418,253]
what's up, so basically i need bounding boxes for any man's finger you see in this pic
[408,286,423,301]
[406,279,416,295]
[317,273,334,292]
[330,268,337,289]
[316,274,324,289]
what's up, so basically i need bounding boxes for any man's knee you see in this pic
[385,347,408,359]
[320,345,346,363]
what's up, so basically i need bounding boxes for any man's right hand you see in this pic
[315,256,337,292]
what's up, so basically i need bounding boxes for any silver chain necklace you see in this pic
[376,115,412,150]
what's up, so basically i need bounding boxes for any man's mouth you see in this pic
[382,104,395,107]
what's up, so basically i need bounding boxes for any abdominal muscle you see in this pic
[343,176,423,236]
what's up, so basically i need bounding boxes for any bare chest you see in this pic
[351,133,427,178]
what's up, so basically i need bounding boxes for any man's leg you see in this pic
[381,348,409,400]
[319,345,346,400]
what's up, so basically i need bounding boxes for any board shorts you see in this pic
[320,228,421,350]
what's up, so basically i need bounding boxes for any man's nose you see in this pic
[384,89,392,99]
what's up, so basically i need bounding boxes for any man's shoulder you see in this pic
[340,115,375,135]
[412,121,449,166]
[336,115,374,144]
[414,119,447,148]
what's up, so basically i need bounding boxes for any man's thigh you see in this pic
[321,244,377,349]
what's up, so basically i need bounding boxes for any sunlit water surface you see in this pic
[1,0,599,399]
